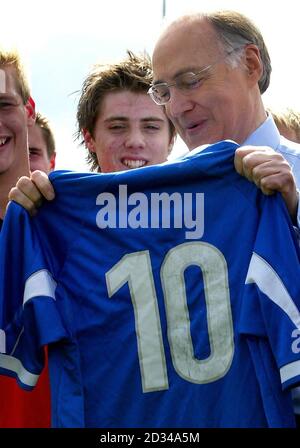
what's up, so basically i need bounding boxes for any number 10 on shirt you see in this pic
[106,241,234,393]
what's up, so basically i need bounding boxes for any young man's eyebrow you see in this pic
[141,117,165,122]
[104,116,165,123]
[104,116,128,123]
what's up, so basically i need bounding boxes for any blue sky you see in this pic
[1,0,299,170]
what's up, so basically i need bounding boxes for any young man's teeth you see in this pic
[0,137,8,146]
[123,159,146,169]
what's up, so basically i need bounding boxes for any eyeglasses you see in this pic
[148,48,243,106]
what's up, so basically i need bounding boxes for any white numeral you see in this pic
[162,242,234,383]
[106,251,168,392]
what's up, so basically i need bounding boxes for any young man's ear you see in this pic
[82,128,96,153]
[25,96,36,126]
[49,152,56,172]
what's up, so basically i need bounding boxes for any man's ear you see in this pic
[25,96,36,126]
[244,44,263,86]
[49,152,56,171]
[82,128,96,153]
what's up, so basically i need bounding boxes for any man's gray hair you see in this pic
[205,10,272,94]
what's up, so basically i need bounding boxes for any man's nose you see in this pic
[165,87,194,119]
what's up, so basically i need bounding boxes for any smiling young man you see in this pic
[0,48,51,428]
[0,53,32,225]
[82,89,173,172]
[79,51,175,173]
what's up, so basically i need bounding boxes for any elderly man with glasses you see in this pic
[150,10,300,228]
[150,9,300,425]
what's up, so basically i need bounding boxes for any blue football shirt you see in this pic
[0,140,300,427]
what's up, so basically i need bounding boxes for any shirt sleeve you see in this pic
[239,193,300,391]
[0,203,68,390]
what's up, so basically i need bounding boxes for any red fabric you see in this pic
[27,96,36,112]
[25,96,36,120]
[0,351,51,428]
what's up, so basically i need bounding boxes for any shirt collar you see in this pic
[243,114,281,150]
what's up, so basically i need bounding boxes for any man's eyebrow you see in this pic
[153,66,208,84]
